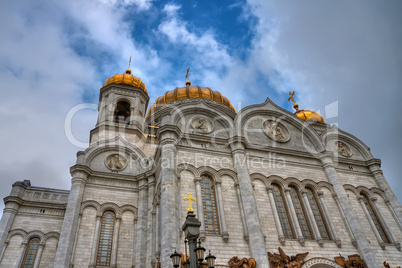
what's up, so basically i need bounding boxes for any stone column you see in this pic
[146,176,155,268]
[367,160,402,223]
[284,189,304,245]
[357,196,385,249]
[89,215,102,267]
[320,154,378,268]
[230,143,269,267]
[33,242,45,268]
[135,177,149,268]
[215,180,229,242]
[371,198,401,251]
[236,183,249,243]
[131,219,137,268]
[300,190,322,246]
[194,177,206,240]
[70,212,82,265]
[110,216,121,267]
[53,167,89,268]
[158,129,179,268]
[0,182,26,254]
[266,187,285,245]
[316,191,341,247]
[0,240,8,262]
[155,201,160,263]
[332,193,357,248]
[15,241,27,268]
[384,199,402,232]
[151,210,157,268]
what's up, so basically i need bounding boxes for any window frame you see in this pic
[200,175,220,235]
[305,187,331,240]
[96,210,116,266]
[361,194,390,244]
[20,237,40,268]
[289,185,313,240]
[272,184,295,239]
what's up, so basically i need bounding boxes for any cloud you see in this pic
[243,0,402,199]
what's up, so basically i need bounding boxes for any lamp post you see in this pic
[171,193,216,268]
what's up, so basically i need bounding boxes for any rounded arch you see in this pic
[267,175,286,188]
[100,202,120,216]
[119,204,138,219]
[301,180,320,193]
[323,129,373,161]
[356,186,373,199]
[26,230,45,242]
[177,163,200,178]
[198,166,219,180]
[6,229,27,241]
[44,232,60,242]
[217,169,238,184]
[83,136,148,166]
[114,97,134,107]
[344,184,360,197]
[370,187,386,200]
[81,200,101,214]
[234,98,325,153]
[285,177,303,190]
[316,181,334,194]
[302,258,343,268]
[250,173,268,187]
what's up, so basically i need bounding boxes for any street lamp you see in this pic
[205,251,216,268]
[171,193,217,268]
[170,250,181,268]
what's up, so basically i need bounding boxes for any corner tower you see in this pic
[90,66,149,144]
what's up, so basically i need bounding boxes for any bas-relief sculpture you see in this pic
[334,254,366,268]
[263,120,290,142]
[105,153,127,171]
[334,141,352,157]
[191,117,213,133]
[268,247,308,268]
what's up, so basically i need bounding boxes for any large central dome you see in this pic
[146,85,236,117]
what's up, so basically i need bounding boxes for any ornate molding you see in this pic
[302,258,343,268]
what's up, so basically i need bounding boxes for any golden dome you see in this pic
[102,68,148,95]
[146,86,236,117]
[295,109,325,124]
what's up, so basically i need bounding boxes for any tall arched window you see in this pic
[272,184,295,239]
[289,186,313,239]
[21,237,40,268]
[361,194,390,243]
[306,187,331,240]
[96,211,116,266]
[201,176,220,234]
[114,101,131,124]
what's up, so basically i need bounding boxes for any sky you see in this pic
[0,0,401,218]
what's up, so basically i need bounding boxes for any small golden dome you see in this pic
[146,86,236,118]
[295,109,325,123]
[102,68,148,95]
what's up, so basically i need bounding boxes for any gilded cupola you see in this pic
[102,60,147,95]
[288,91,325,124]
[146,68,236,118]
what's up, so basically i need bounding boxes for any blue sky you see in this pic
[0,0,401,217]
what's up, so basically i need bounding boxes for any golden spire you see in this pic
[125,56,132,74]
[185,67,191,86]
[288,91,299,111]
[183,192,196,212]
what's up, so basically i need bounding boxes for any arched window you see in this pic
[289,186,313,239]
[114,101,131,124]
[272,184,295,239]
[201,176,220,234]
[21,237,40,268]
[306,188,331,240]
[96,211,116,266]
[361,194,390,243]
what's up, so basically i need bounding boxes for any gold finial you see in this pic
[183,192,196,212]
[126,56,132,74]
[288,91,299,111]
[185,67,191,86]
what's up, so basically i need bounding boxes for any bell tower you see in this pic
[90,64,149,145]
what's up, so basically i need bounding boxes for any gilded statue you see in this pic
[228,256,256,268]
[268,247,308,268]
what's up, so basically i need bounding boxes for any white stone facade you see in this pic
[0,81,401,268]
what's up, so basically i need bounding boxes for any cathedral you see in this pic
[0,66,401,268]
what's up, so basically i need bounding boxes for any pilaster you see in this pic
[135,177,149,267]
[230,142,269,267]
